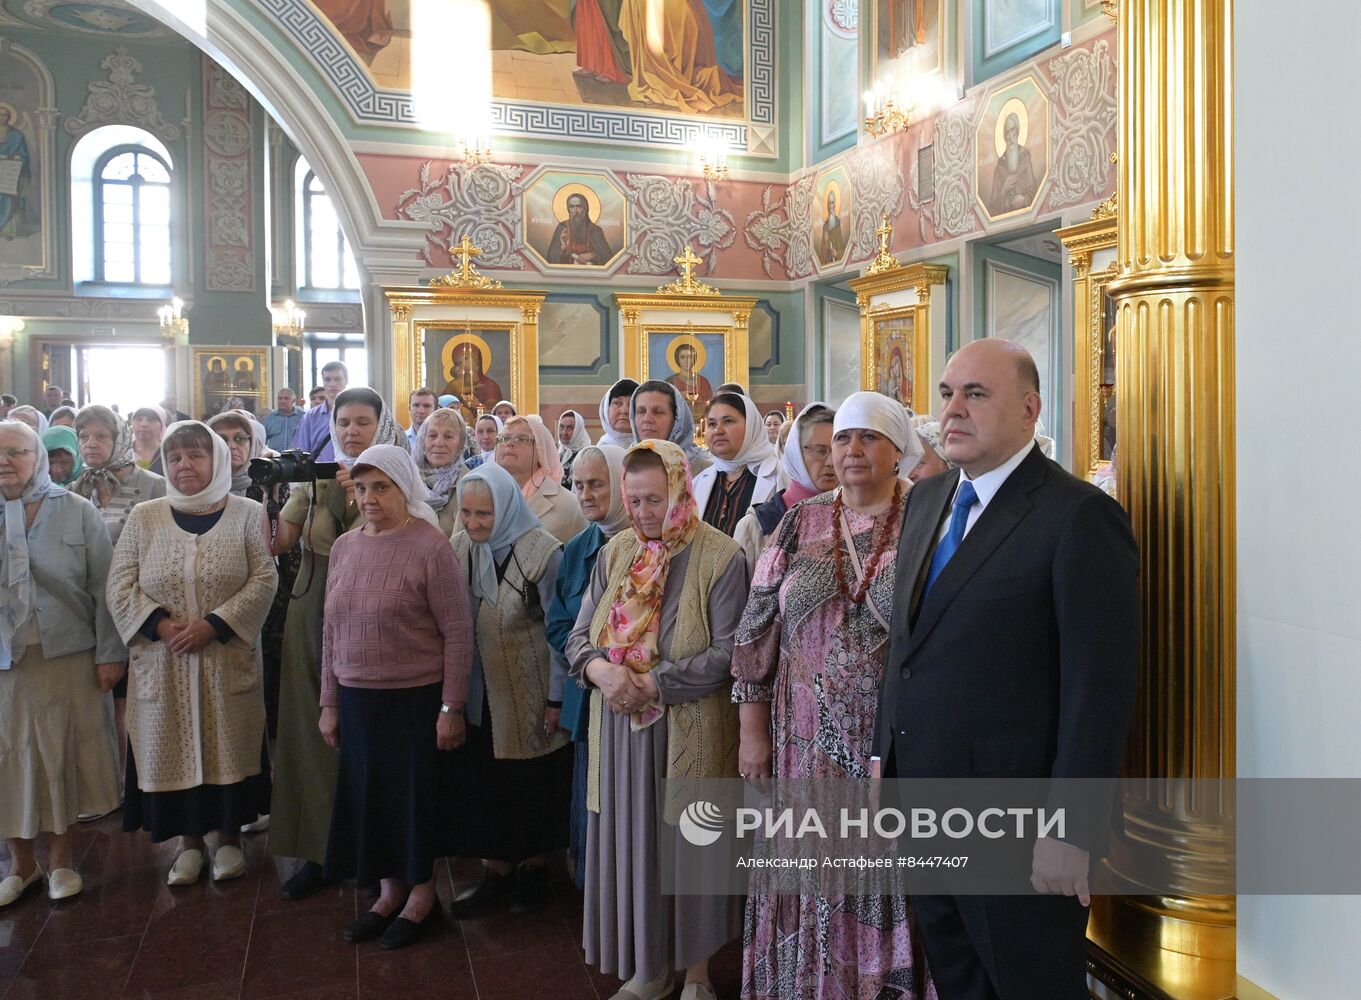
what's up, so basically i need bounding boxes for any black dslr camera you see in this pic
[247,449,340,486]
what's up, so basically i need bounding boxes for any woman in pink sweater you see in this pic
[318,444,472,950]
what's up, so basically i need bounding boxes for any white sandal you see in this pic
[167,849,204,886]
[0,867,44,908]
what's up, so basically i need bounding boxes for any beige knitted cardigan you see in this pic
[587,521,741,824]
[107,495,278,792]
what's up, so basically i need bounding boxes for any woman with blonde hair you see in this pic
[412,407,469,536]
[446,463,569,917]
[494,413,587,543]
[108,421,277,886]
[568,439,748,1000]
[0,421,123,908]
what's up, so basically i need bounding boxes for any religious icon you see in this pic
[424,326,513,427]
[0,103,32,241]
[873,0,944,84]
[873,316,915,407]
[524,172,626,271]
[647,330,725,430]
[0,43,50,282]
[232,357,256,392]
[975,76,1050,220]
[814,165,853,269]
[192,348,269,418]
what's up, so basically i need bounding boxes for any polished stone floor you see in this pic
[0,814,742,999]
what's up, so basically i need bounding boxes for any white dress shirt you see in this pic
[936,439,1037,543]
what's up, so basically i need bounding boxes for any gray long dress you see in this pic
[567,545,748,983]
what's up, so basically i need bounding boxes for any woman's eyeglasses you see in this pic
[801,445,831,459]
[496,434,534,446]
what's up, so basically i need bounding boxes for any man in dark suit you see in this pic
[872,338,1140,999]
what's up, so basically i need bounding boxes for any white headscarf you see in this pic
[330,388,407,467]
[0,421,63,669]
[782,401,830,493]
[207,411,266,495]
[10,405,48,435]
[708,393,776,475]
[351,443,442,531]
[1034,417,1056,459]
[572,443,630,537]
[162,420,233,513]
[456,462,544,604]
[915,420,948,461]
[833,391,922,468]
[597,378,638,450]
[474,413,503,462]
[557,409,591,458]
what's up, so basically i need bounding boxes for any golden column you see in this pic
[1086,1,1236,998]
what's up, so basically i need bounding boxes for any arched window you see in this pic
[94,145,172,285]
[296,159,358,290]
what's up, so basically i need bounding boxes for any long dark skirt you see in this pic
[123,740,272,843]
[445,695,573,865]
[569,742,589,888]
[324,682,451,886]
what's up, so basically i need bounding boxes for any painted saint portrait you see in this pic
[873,315,915,407]
[647,331,724,430]
[873,0,943,82]
[524,172,626,270]
[814,165,853,269]
[0,44,48,281]
[194,349,269,418]
[425,327,512,427]
[975,76,1050,220]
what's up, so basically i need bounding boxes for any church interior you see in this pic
[0,0,1352,998]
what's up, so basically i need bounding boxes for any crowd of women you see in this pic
[1,377,958,1000]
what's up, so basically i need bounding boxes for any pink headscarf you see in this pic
[504,414,563,499]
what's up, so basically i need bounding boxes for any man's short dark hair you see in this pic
[321,361,348,378]
[410,387,436,402]
[0,394,17,406]
[716,382,747,395]
[1016,353,1041,394]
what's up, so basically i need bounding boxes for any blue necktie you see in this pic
[922,480,978,598]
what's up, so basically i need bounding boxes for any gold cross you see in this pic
[876,213,892,254]
[450,235,481,278]
[673,245,702,284]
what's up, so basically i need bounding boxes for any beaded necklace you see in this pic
[832,480,903,605]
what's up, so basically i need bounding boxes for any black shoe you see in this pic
[345,907,399,943]
[508,866,550,914]
[280,860,335,901]
[448,868,511,919]
[380,906,440,950]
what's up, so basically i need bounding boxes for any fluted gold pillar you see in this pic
[1086,1,1236,997]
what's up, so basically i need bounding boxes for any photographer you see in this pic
[267,387,408,901]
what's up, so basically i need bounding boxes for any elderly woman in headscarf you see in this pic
[492,399,517,422]
[48,405,77,429]
[8,405,48,435]
[41,425,84,486]
[130,406,167,474]
[446,463,569,918]
[465,412,502,471]
[731,392,930,1000]
[568,439,748,1000]
[494,413,587,544]
[412,407,469,536]
[0,420,123,909]
[107,421,276,887]
[691,392,780,537]
[270,386,407,900]
[71,404,167,547]
[544,443,630,890]
[906,419,952,483]
[597,378,639,450]
[556,408,592,487]
[318,444,472,949]
[733,402,839,571]
[630,379,711,475]
[762,409,785,445]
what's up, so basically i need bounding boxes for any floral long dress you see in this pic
[731,492,934,1000]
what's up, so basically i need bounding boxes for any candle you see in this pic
[785,400,794,421]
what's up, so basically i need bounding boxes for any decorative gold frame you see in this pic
[190,345,270,420]
[1056,212,1118,480]
[386,286,548,428]
[848,263,948,414]
[615,292,757,387]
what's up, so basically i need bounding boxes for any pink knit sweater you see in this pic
[320,520,472,708]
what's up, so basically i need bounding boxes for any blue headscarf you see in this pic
[455,462,543,605]
[1,421,66,669]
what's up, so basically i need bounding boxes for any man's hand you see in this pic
[1031,836,1091,906]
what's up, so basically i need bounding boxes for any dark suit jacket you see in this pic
[874,445,1140,853]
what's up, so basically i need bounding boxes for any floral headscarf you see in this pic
[411,407,468,511]
[599,440,698,681]
[70,404,135,506]
[330,387,407,467]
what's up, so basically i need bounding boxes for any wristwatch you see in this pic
[440,703,464,715]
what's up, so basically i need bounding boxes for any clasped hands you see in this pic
[155,616,218,654]
[585,657,659,716]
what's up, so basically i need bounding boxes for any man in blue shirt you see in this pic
[405,387,436,451]
[264,387,304,452]
[292,361,348,460]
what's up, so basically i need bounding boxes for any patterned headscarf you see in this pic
[330,387,407,467]
[456,462,544,605]
[1,421,64,669]
[41,425,84,485]
[411,407,468,511]
[70,404,135,506]
[599,440,698,678]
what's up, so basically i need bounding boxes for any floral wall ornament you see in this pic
[394,160,528,270]
[742,175,818,280]
[64,46,180,140]
[1043,39,1117,211]
[203,60,254,292]
[622,174,735,275]
[908,102,977,240]
[844,144,906,261]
